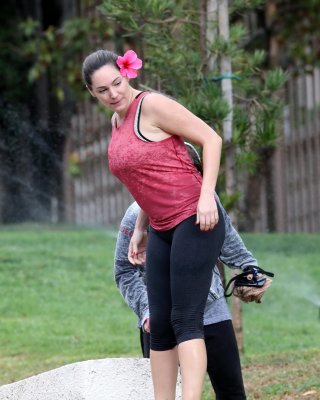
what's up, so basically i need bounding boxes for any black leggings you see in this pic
[146,208,225,351]
[140,320,246,400]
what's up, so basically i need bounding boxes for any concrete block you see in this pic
[0,358,182,400]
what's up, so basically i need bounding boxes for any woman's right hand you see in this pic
[196,191,219,231]
[128,229,148,265]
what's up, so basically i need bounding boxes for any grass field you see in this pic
[0,225,319,399]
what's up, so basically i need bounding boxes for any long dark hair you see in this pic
[82,49,119,89]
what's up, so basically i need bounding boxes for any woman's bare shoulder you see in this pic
[142,92,183,116]
[143,92,178,107]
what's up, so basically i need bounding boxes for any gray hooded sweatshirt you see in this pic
[114,197,258,328]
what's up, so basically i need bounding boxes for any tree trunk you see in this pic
[206,0,218,72]
[199,0,208,73]
[218,0,244,352]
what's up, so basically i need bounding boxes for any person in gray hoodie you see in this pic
[114,193,260,399]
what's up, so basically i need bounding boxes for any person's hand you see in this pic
[143,318,150,333]
[196,191,219,231]
[128,229,148,265]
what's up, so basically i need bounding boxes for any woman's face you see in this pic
[89,64,132,114]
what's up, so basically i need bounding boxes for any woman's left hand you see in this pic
[143,318,150,333]
[196,192,219,231]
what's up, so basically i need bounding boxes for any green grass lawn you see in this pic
[0,226,319,399]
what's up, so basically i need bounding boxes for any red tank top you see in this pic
[108,92,202,231]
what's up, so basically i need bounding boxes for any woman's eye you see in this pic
[115,81,121,86]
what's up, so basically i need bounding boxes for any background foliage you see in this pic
[0,0,319,225]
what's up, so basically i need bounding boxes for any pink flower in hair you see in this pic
[116,50,143,79]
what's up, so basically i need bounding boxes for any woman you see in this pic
[82,49,225,400]
[115,188,257,399]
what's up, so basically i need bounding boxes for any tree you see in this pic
[266,0,320,69]
[99,0,286,221]
[0,2,38,222]
[0,0,106,222]
[0,1,59,222]
[205,0,246,350]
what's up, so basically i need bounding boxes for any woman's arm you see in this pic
[128,208,149,265]
[114,205,150,327]
[197,135,222,231]
[142,93,222,231]
[215,195,259,269]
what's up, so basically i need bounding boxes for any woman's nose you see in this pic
[109,88,117,99]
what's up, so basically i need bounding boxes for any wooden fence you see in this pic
[254,68,320,232]
[64,100,133,226]
[64,69,320,232]
[281,68,320,232]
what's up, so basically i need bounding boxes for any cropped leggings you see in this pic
[146,207,225,351]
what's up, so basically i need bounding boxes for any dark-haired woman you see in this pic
[82,49,225,400]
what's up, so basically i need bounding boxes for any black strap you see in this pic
[224,266,274,297]
[136,96,153,142]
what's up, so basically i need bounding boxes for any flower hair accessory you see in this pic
[116,50,143,79]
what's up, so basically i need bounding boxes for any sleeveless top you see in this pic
[107,92,202,231]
